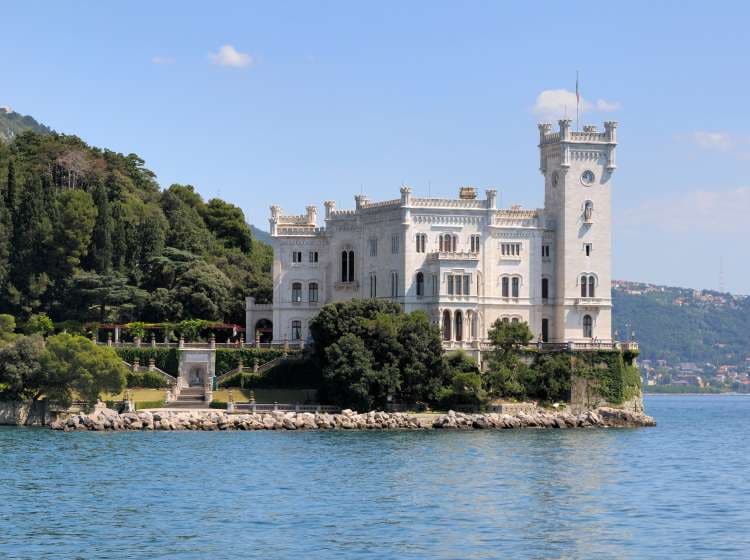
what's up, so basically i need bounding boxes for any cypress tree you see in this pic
[5,160,15,212]
[91,183,113,273]
[110,201,127,271]
[11,176,49,289]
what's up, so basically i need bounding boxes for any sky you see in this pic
[2,1,749,294]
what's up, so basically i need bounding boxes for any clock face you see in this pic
[581,170,595,186]
[551,171,559,187]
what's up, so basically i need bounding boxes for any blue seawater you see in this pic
[1,395,749,559]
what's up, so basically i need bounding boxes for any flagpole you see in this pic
[576,70,581,132]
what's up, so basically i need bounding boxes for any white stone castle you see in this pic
[247,120,618,357]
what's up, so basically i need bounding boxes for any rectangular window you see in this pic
[370,274,377,298]
[584,243,592,257]
[391,234,400,254]
[369,239,378,257]
[463,274,470,295]
[416,234,426,253]
[447,275,454,295]
[292,283,302,302]
[512,277,520,298]
[454,275,462,295]
[542,245,550,258]
[292,251,302,263]
[308,283,319,303]
[390,272,398,298]
[432,274,438,296]
[502,277,509,297]
[308,251,318,263]
[470,235,480,253]
[291,320,302,340]
[501,243,521,257]
[542,278,549,300]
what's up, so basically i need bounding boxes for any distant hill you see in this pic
[612,280,750,367]
[250,225,271,244]
[0,107,53,142]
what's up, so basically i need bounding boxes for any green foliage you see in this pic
[0,129,272,325]
[309,300,447,408]
[571,350,642,405]
[644,384,722,394]
[613,284,750,367]
[0,334,45,400]
[114,347,179,376]
[0,313,16,342]
[135,399,165,410]
[126,371,168,389]
[176,319,209,341]
[40,333,127,407]
[214,348,285,374]
[218,357,315,389]
[24,312,54,336]
[126,321,147,340]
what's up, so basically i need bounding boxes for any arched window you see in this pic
[291,320,302,340]
[581,275,588,297]
[308,282,318,303]
[442,310,451,341]
[439,235,444,252]
[588,275,595,298]
[453,235,458,252]
[511,317,519,324]
[584,200,594,222]
[502,276,510,298]
[512,277,520,298]
[454,311,463,342]
[341,251,348,283]
[348,250,355,282]
[471,311,478,339]
[416,272,424,297]
[583,314,593,338]
[291,282,302,302]
[542,278,549,300]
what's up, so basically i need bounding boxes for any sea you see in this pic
[1,394,748,559]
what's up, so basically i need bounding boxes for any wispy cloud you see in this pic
[209,45,254,68]
[689,131,734,152]
[152,55,176,65]
[622,187,750,234]
[533,89,621,120]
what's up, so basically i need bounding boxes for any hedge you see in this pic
[126,371,169,389]
[115,348,179,376]
[218,357,320,389]
[570,350,641,405]
[214,348,288,375]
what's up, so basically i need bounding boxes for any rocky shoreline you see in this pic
[50,406,656,432]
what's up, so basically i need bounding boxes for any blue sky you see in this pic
[2,1,749,293]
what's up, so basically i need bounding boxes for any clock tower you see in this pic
[539,119,617,343]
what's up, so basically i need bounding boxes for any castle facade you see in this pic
[247,120,618,354]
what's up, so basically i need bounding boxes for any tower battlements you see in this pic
[538,120,618,173]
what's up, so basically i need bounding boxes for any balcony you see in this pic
[334,281,360,291]
[426,251,479,262]
[574,297,609,307]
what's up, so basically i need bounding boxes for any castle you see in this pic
[247,120,618,358]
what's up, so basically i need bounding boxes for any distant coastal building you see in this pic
[247,120,618,352]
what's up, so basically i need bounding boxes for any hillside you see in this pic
[613,280,750,366]
[0,124,271,327]
[0,107,53,142]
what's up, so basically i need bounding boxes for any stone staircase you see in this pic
[166,387,208,409]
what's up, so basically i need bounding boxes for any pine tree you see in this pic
[91,183,113,273]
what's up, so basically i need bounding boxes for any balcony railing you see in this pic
[426,251,480,262]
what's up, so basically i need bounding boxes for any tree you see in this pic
[54,189,97,274]
[24,313,54,336]
[161,190,211,254]
[0,313,16,343]
[90,183,113,273]
[0,335,45,400]
[110,201,128,271]
[5,160,15,214]
[323,333,382,410]
[201,198,253,253]
[170,261,233,320]
[39,333,127,407]
[485,320,536,400]
[397,310,449,404]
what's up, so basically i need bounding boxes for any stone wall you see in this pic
[0,400,51,426]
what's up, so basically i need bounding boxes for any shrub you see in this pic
[218,357,319,389]
[214,348,286,375]
[126,371,169,388]
[115,347,179,376]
